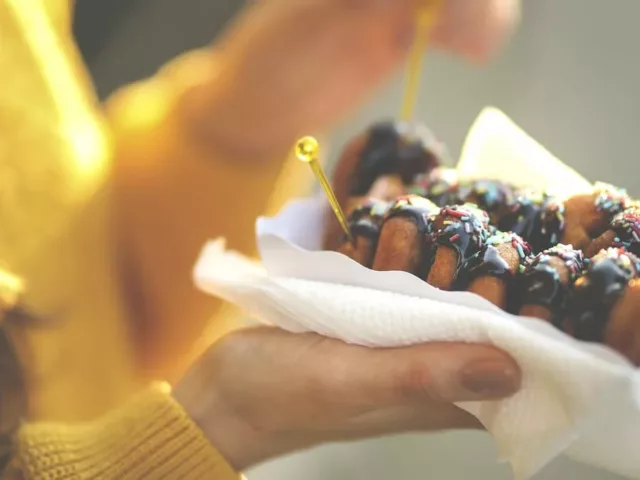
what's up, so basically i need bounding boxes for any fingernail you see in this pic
[459,360,520,398]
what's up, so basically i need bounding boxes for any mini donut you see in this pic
[496,188,565,254]
[410,170,516,224]
[408,168,460,206]
[371,195,440,277]
[426,204,491,290]
[603,278,640,365]
[323,175,402,252]
[562,182,630,252]
[518,244,585,327]
[336,198,393,267]
[568,247,640,345]
[332,120,443,210]
[456,180,516,225]
[460,231,532,309]
[584,203,640,258]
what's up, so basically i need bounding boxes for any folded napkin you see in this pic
[194,108,640,480]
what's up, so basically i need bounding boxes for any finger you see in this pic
[195,1,414,155]
[331,401,483,441]
[335,341,521,405]
[432,0,521,62]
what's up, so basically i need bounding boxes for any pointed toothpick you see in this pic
[295,136,355,245]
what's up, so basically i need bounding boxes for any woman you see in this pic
[1,0,521,478]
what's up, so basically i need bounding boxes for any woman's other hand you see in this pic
[183,0,521,160]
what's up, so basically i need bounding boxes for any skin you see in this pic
[174,327,520,471]
[124,0,522,469]
[184,0,521,161]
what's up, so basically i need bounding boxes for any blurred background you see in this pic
[73,0,638,478]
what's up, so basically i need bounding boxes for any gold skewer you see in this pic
[400,0,444,121]
[295,136,355,245]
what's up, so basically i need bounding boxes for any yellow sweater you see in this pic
[1,0,308,478]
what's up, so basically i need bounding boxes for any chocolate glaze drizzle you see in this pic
[457,181,516,223]
[520,244,584,327]
[433,204,490,286]
[346,198,393,244]
[384,195,440,275]
[350,121,441,196]
[410,171,516,224]
[497,188,566,253]
[455,231,531,292]
[609,204,640,256]
[570,248,640,342]
[409,169,459,206]
[593,182,629,217]
[337,164,640,356]
[386,195,439,235]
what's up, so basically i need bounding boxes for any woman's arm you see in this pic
[107,49,310,382]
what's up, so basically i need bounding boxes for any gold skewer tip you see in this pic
[294,136,320,164]
[295,136,355,245]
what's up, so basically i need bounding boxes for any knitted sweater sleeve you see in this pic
[14,384,240,480]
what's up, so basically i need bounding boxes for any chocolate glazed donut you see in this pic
[497,188,566,254]
[411,170,517,225]
[584,203,640,258]
[426,204,491,290]
[459,231,532,310]
[336,198,393,267]
[336,120,442,201]
[568,248,640,360]
[325,121,442,251]
[562,182,630,253]
[371,195,440,278]
[518,244,585,327]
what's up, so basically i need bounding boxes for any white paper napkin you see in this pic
[194,108,640,480]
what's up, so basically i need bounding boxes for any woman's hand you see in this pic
[174,326,521,471]
[182,0,521,160]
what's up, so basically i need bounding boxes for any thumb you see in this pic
[345,342,522,405]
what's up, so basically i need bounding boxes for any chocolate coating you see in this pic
[350,121,441,196]
[497,188,565,253]
[609,204,640,256]
[346,198,393,243]
[383,195,439,275]
[411,171,516,224]
[570,248,640,342]
[457,231,531,288]
[409,168,459,206]
[593,182,629,217]
[432,204,491,286]
[520,244,584,327]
